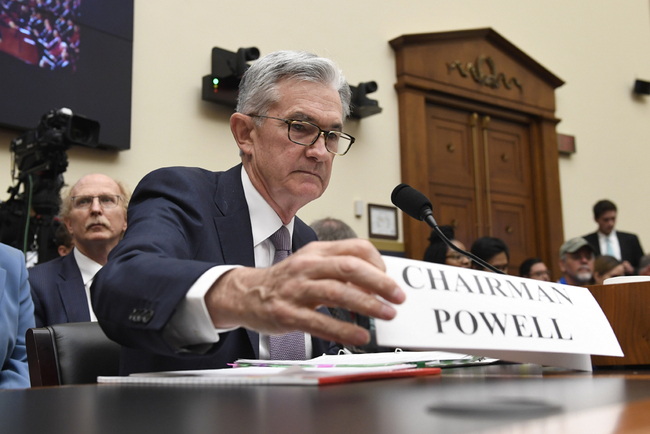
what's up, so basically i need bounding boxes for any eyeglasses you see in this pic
[446,253,466,262]
[71,195,122,209]
[567,250,595,262]
[247,114,355,156]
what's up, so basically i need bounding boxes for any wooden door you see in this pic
[425,104,536,274]
[391,29,565,278]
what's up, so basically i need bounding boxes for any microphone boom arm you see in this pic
[420,208,505,274]
[390,183,505,275]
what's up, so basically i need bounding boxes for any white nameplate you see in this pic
[376,256,624,371]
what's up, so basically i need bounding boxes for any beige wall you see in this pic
[2,0,650,259]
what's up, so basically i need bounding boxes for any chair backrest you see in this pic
[26,322,121,387]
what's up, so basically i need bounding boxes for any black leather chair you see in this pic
[25,322,121,387]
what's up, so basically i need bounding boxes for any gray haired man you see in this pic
[558,237,596,286]
[93,51,404,374]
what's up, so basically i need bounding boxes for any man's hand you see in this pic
[622,260,635,275]
[204,239,405,347]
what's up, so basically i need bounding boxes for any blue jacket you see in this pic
[0,243,35,388]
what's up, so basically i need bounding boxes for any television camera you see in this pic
[0,108,99,263]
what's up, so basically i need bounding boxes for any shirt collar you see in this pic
[73,247,103,285]
[597,230,617,240]
[241,167,295,248]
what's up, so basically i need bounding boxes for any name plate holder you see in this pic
[375,256,623,371]
[587,281,650,367]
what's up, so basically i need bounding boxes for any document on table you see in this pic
[234,350,497,368]
[97,351,488,386]
[98,364,441,386]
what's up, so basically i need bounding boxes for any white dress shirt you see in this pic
[598,230,621,260]
[163,168,312,358]
[73,247,103,322]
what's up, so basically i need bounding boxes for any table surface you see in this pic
[3,364,650,434]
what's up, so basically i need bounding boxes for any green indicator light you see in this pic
[213,78,219,85]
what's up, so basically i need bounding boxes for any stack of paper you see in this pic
[234,350,496,369]
[97,351,488,386]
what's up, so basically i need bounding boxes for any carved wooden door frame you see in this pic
[390,28,565,277]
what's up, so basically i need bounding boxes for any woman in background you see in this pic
[593,255,625,285]
[423,225,471,268]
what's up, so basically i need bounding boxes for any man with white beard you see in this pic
[558,237,596,286]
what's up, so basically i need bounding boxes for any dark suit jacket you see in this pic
[92,165,336,375]
[28,252,90,328]
[583,231,644,269]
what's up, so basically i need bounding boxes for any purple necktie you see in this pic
[268,226,306,360]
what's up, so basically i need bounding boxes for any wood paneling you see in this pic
[588,282,650,366]
[391,28,565,277]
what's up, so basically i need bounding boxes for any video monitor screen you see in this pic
[0,0,133,150]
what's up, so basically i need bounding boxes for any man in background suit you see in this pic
[0,243,35,389]
[583,199,644,274]
[93,51,405,375]
[29,174,129,327]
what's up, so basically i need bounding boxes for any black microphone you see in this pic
[391,184,505,274]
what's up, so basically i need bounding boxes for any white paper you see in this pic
[98,364,422,386]
[376,256,623,370]
[236,351,494,368]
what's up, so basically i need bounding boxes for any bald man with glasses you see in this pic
[93,51,404,375]
[29,174,130,327]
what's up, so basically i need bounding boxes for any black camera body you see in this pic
[1,108,100,263]
[11,108,99,180]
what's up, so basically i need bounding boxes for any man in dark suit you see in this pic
[92,51,405,375]
[29,174,129,327]
[583,199,644,274]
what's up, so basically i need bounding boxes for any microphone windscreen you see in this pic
[391,184,432,221]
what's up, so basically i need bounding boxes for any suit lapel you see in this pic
[213,165,255,268]
[292,224,309,253]
[617,232,627,252]
[57,253,91,322]
[293,217,317,252]
[586,233,601,256]
[245,329,260,358]
[212,165,258,354]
